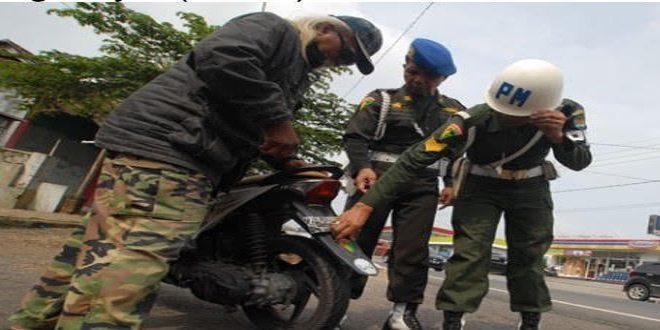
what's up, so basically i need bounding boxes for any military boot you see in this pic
[382,303,424,330]
[442,311,465,330]
[518,312,541,330]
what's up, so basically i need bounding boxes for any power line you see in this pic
[342,2,435,99]
[591,143,660,151]
[593,139,660,157]
[582,169,657,181]
[590,154,660,168]
[555,201,660,213]
[594,152,660,165]
[615,136,660,144]
[595,147,660,163]
[553,180,660,193]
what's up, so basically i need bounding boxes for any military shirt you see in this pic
[343,87,466,183]
[360,98,592,209]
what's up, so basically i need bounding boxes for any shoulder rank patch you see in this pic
[358,96,376,111]
[391,102,403,110]
[403,95,413,101]
[424,138,447,152]
[442,107,458,114]
[440,123,463,140]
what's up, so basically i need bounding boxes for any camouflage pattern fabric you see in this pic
[9,155,212,330]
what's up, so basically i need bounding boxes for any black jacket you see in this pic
[95,12,311,189]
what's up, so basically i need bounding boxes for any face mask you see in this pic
[305,42,326,69]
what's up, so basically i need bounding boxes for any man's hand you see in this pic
[354,168,377,193]
[439,187,454,207]
[530,110,566,144]
[331,202,373,240]
[260,120,300,159]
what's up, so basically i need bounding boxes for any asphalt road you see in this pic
[425,270,660,330]
[1,227,658,329]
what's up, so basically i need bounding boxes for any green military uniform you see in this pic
[359,99,591,312]
[9,155,212,329]
[344,87,465,303]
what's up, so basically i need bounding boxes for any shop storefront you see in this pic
[546,239,660,279]
[378,227,660,280]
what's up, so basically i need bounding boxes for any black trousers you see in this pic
[347,179,438,303]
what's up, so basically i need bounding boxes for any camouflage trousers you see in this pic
[8,154,212,330]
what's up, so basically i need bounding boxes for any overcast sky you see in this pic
[1,2,659,239]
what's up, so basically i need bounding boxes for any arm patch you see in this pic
[559,99,587,130]
[358,96,377,111]
[424,139,447,152]
[569,109,587,130]
[424,117,466,152]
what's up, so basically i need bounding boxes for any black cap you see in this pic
[334,15,383,75]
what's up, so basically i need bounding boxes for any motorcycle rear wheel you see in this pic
[242,235,350,330]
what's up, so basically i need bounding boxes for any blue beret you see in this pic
[407,38,457,77]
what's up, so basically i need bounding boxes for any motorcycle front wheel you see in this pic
[242,235,350,330]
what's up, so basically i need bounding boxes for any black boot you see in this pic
[382,303,424,330]
[518,312,541,330]
[442,311,465,330]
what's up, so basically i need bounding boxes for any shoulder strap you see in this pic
[489,130,544,169]
[373,90,391,141]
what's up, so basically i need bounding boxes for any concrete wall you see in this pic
[27,182,69,212]
[0,90,26,119]
[0,120,21,147]
[0,148,47,208]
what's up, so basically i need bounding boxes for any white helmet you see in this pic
[484,59,563,117]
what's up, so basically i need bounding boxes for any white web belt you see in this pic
[370,150,440,170]
[470,164,544,180]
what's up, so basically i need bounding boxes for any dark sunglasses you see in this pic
[336,32,357,65]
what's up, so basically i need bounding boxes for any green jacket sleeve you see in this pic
[437,96,467,188]
[552,99,592,170]
[343,91,382,177]
[360,116,468,209]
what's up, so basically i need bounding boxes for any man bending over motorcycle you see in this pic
[8,12,382,330]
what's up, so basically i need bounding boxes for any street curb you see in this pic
[0,208,82,227]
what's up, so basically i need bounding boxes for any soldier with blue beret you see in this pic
[342,38,465,329]
[408,38,457,77]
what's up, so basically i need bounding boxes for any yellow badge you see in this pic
[391,102,403,110]
[403,95,413,102]
[442,107,458,113]
[424,138,447,152]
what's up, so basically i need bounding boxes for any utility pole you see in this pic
[262,2,267,12]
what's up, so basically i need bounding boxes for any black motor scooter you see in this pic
[165,165,377,329]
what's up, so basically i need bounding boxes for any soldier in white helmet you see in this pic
[333,59,592,330]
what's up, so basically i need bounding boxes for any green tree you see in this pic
[0,3,354,167]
